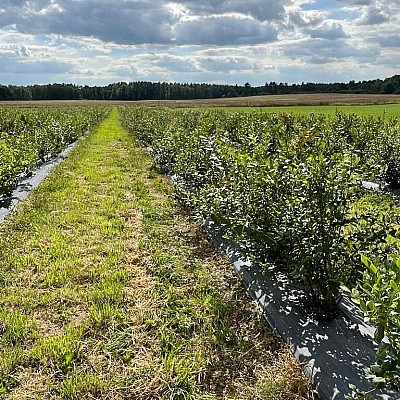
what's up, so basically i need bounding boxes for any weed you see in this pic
[89,302,124,331]
[0,308,34,345]
[0,347,23,375]
[0,373,19,398]
[30,327,82,375]
[57,373,107,399]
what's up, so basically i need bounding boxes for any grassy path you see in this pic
[0,109,314,399]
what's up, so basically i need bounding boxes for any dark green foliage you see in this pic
[345,256,400,397]
[1,75,400,101]
[120,107,398,311]
[0,107,109,195]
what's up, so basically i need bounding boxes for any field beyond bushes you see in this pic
[1,93,400,112]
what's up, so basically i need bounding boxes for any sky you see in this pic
[0,0,399,86]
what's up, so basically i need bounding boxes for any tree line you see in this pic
[0,75,399,101]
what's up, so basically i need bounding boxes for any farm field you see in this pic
[3,102,400,398]
[1,92,400,110]
[120,106,400,288]
[0,108,315,399]
[197,103,400,118]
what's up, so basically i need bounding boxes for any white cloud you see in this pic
[0,1,177,45]
[378,34,400,47]
[288,9,325,28]
[337,0,374,5]
[282,38,380,63]
[0,0,399,86]
[0,52,72,75]
[14,44,31,57]
[357,4,391,24]
[304,21,349,40]
[172,0,291,21]
[195,55,257,72]
[175,15,278,45]
[0,0,284,46]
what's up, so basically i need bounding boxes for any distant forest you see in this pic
[1,75,400,101]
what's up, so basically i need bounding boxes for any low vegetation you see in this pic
[0,107,109,196]
[3,102,400,397]
[346,255,400,398]
[204,104,400,119]
[120,108,399,306]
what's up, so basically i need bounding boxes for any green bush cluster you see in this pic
[331,112,400,187]
[346,256,400,397]
[120,108,398,312]
[0,107,109,196]
[121,107,400,393]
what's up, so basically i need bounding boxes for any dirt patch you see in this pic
[7,366,51,400]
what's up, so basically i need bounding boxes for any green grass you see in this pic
[185,104,400,118]
[0,108,315,399]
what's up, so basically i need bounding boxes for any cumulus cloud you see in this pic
[357,4,391,24]
[1,0,50,8]
[336,0,373,5]
[14,44,31,57]
[378,34,400,47]
[0,0,176,45]
[0,0,399,86]
[0,0,283,46]
[196,56,257,72]
[282,38,380,64]
[152,55,199,73]
[174,0,291,21]
[175,16,278,45]
[288,9,325,28]
[304,21,349,40]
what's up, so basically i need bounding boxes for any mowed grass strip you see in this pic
[0,108,316,399]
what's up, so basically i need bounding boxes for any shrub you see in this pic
[346,256,400,396]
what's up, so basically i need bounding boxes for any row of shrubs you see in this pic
[120,107,400,395]
[0,107,110,196]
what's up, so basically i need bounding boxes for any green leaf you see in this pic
[361,254,370,267]
[373,377,386,383]
[370,263,378,275]
[390,280,399,293]
[375,324,385,343]
[376,343,391,360]
[340,285,351,294]
[359,298,367,311]
[367,300,375,311]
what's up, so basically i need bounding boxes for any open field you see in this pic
[200,103,400,118]
[1,93,400,110]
